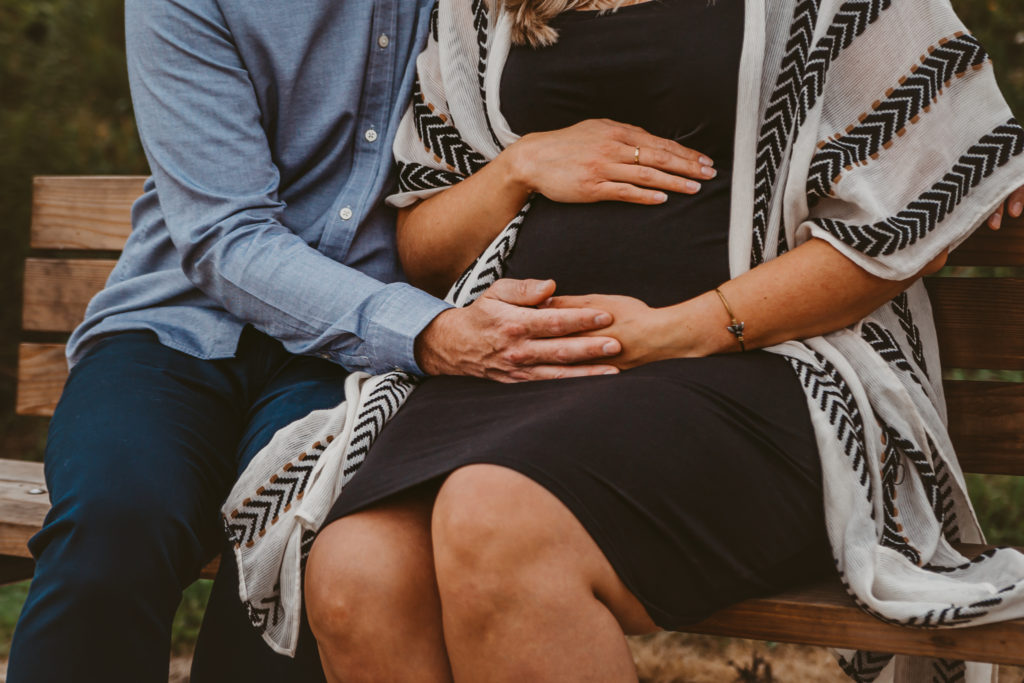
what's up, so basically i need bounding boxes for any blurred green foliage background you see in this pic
[1,0,1022,660]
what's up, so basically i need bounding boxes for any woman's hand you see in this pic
[504,119,718,205]
[541,293,693,370]
[986,184,1024,229]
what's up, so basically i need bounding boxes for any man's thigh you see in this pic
[36,330,249,570]
[235,349,350,472]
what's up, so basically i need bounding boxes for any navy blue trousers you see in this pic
[8,329,344,682]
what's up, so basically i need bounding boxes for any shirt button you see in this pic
[364,129,378,143]
[377,34,390,48]
[339,206,353,220]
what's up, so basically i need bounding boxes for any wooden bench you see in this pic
[3,175,1024,666]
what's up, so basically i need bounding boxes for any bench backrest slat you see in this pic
[17,176,1024,478]
[31,176,144,250]
[22,258,117,333]
[927,277,1024,370]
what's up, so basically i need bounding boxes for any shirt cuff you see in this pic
[360,283,453,376]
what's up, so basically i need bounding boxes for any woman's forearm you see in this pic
[397,149,532,297]
[656,238,948,357]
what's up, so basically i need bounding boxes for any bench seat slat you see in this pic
[687,556,1024,667]
[22,258,117,332]
[0,459,219,582]
[31,176,144,250]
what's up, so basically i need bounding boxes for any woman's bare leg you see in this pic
[432,464,660,683]
[304,488,452,683]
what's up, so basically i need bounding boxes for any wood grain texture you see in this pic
[947,214,1024,266]
[687,548,1024,666]
[22,258,117,332]
[15,344,69,418]
[0,459,219,578]
[31,175,144,250]
[947,381,1024,476]
[927,277,1024,370]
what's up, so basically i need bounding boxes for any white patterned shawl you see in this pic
[222,0,1024,680]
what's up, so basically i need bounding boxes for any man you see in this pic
[6,1,622,681]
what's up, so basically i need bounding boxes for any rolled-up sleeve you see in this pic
[124,0,449,374]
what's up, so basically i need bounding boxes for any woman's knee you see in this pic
[432,465,660,635]
[431,465,573,595]
[305,499,435,645]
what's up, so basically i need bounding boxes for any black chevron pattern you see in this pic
[931,659,966,683]
[752,0,892,265]
[225,440,330,549]
[467,205,530,297]
[878,423,922,565]
[924,547,998,574]
[787,353,872,499]
[398,161,465,193]
[861,322,923,387]
[807,34,989,200]
[340,373,419,480]
[838,558,1002,629]
[890,292,929,378]
[837,650,893,683]
[299,528,317,572]
[932,452,961,544]
[471,0,502,148]
[750,0,822,265]
[885,430,940,521]
[429,0,439,41]
[244,582,283,635]
[818,119,1024,256]
[411,80,489,176]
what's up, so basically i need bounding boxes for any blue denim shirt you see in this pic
[68,0,451,375]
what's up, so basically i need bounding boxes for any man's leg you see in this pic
[191,346,349,682]
[7,332,251,683]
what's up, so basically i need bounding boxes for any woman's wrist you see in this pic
[499,133,542,196]
[654,292,743,359]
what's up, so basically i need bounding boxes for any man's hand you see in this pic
[414,279,622,382]
[986,184,1024,229]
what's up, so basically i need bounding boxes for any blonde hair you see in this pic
[495,0,633,47]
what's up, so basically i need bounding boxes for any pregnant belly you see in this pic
[502,176,733,308]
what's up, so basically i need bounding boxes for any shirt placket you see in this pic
[328,1,400,259]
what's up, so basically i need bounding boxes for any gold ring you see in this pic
[633,146,641,165]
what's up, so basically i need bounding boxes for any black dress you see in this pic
[325,0,832,629]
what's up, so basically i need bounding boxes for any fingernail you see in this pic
[654,192,669,203]
[536,280,553,294]
[603,369,619,375]
[594,313,612,326]
[1012,201,1023,217]
[686,180,701,192]
[699,156,714,166]
[540,297,553,307]
[701,166,717,178]
[602,341,619,354]
[991,214,1003,230]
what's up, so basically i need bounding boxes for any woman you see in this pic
[227,0,1024,680]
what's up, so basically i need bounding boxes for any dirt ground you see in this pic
[4,634,1024,682]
